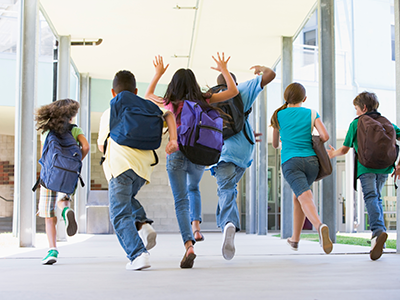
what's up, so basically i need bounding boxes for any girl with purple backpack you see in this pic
[145,53,238,268]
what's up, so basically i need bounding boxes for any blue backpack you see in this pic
[33,125,84,195]
[178,100,223,166]
[110,91,164,150]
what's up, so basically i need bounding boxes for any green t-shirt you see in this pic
[41,126,84,145]
[343,118,400,177]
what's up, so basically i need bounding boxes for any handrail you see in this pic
[0,195,13,202]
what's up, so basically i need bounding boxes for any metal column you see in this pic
[258,89,268,235]
[77,74,91,233]
[280,36,293,239]
[246,106,257,234]
[394,0,400,253]
[318,0,337,242]
[14,0,39,246]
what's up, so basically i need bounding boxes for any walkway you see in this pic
[0,232,399,300]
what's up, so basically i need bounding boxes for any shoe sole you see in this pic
[319,225,333,254]
[180,253,196,269]
[370,232,388,261]
[66,210,78,237]
[287,239,298,251]
[145,232,157,251]
[222,225,236,260]
[42,258,57,265]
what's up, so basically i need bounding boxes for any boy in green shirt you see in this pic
[328,92,400,261]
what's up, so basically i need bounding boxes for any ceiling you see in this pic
[40,0,317,86]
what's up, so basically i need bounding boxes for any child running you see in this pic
[271,82,333,254]
[35,99,90,265]
[145,53,238,268]
[328,91,400,260]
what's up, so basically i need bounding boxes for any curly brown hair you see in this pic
[35,99,80,134]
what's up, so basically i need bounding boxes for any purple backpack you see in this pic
[178,100,223,165]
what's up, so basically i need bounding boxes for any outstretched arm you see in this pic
[250,65,276,88]
[209,52,238,104]
[327,145,350,159]
[145,55,169,106]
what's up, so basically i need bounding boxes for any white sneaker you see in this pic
[139,223,157,250]
[370,231,388,261]
[318,224,333,254]
[126,252,151,271]
[222,222,236,260]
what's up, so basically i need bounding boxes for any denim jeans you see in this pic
[167,150,205,244]
[281,156,319,197]
[359,173,387,235]
[211,161,246,232]
[109,169,150,261]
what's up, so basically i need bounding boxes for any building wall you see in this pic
[90,132,179,233]
[0,135,14,217]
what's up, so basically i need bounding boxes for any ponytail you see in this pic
[270,103,288,130]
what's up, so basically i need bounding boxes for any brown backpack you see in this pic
[356,112,399,169]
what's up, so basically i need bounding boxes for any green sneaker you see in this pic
[42,249,58,265]
[62,207,78,237]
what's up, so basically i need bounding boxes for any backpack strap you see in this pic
[100,133,110,165]
[243,107,254,145]
[151,150,159,167]
[32,178,41,192]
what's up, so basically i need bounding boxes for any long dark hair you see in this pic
[164,68,214,121]
[35,99,80,134]
[270,82,306,129]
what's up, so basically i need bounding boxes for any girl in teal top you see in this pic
[271,82,333,254]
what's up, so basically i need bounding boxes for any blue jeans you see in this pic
[211,161,246,232]
[109,169,151,261]
[167,151,205,244]
[359,173,387,235]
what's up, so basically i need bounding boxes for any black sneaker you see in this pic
[370,231,388,261]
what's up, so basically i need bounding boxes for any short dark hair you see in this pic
[113,70,136,94]
[353,91,379,112]
[217,72,237,85]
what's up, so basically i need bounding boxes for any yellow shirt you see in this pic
[97,107,168,183]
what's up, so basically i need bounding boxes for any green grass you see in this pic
[273,233,397,249]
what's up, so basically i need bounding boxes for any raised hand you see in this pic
[153,55,169,76]
[211,52,231,72]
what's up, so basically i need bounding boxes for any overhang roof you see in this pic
[40,0,317,85]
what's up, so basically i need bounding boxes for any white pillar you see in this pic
[345,149,355,233]
[57,35,71,99]
[77,73,91,233]
[56,35,71,241]
[14,0,39,247]
[394,0,400,253]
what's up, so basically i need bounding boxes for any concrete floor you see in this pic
[0,232,399,300]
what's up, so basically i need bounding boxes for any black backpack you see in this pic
[211,84,254,144]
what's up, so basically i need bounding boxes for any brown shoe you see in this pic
[180,245,196,269]
[193,230,205,242]
[287,238,299,251]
